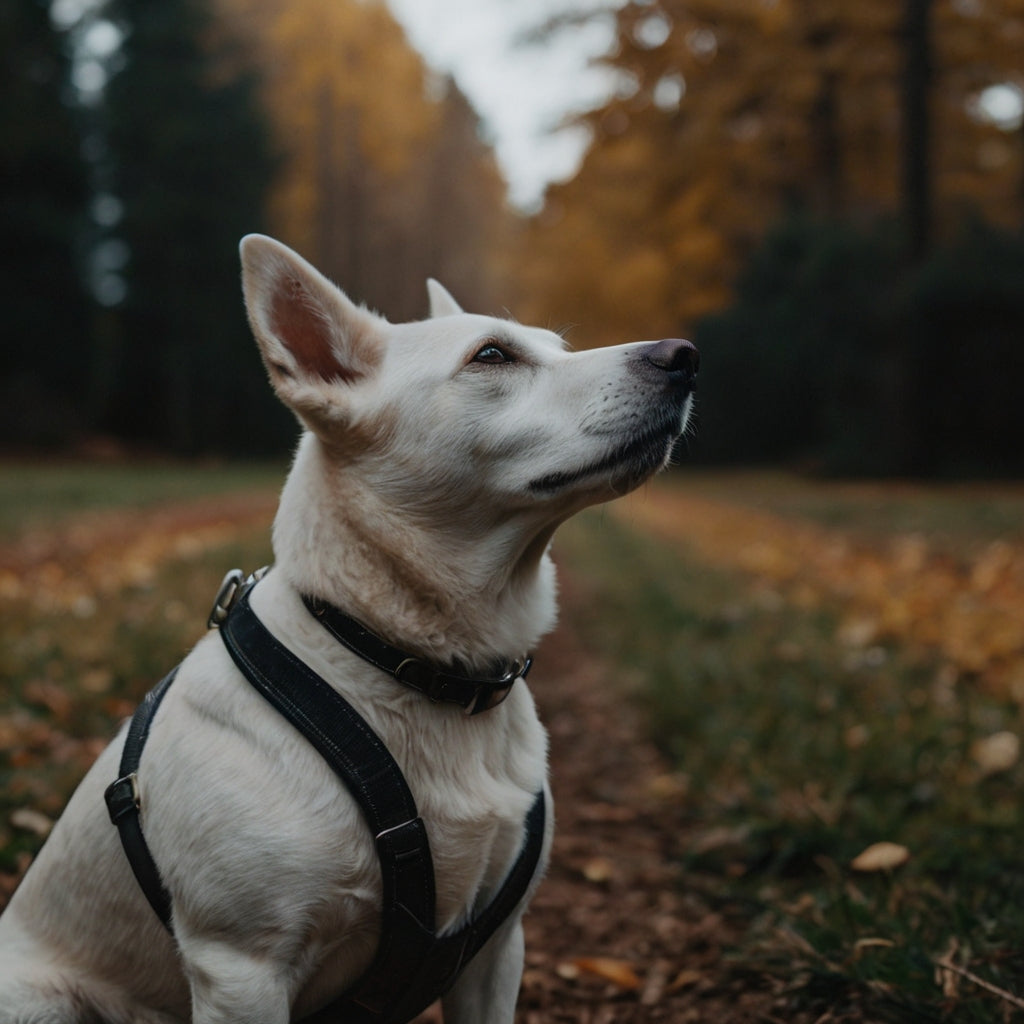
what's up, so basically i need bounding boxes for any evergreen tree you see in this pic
[100,0,282,453]
[0,0,90,446]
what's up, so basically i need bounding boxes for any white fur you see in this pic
[0,235,694,1024]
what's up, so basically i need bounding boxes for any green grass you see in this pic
[0,533,275,873]
[0,461,284,540]
[554,506,1024,1021]
[670,470,1024,554]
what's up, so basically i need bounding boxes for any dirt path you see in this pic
[510,570,780,1024]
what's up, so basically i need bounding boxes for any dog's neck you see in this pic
[271,434,559,669]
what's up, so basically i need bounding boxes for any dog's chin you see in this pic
[527,412,685,499]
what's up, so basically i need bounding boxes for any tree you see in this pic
[0,0,90,446]
[216,0,515,319]
[99,0,281,453]
[519,0,1024,342]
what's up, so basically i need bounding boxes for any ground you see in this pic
[3,469,1023,1021]
[512,592,781,1024]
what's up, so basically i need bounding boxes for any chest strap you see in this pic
[104,667,178,929]
[107,585,546,1024]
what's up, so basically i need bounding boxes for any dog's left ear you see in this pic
[240,234,383,425]
[427,279,463,318]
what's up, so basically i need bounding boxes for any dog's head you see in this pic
[241,234,696,527]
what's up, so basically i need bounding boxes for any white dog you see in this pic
[0,235,697,1024]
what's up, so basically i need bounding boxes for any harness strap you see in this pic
[221,587,546,1023]
[220,586,438,1012]
[106,581,547,1024]
[104,667,177,930]
[305,791,547,1024]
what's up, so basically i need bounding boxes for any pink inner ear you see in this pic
[271,277,358,384]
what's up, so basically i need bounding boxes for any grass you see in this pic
[554,499,1024,1021]
[667,470,1024,554]
[0,461,277,876]
[0,461,283,540]
[0,534,273,869]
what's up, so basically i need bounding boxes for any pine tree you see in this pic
[0,0,90,446]
[100,0,281,453]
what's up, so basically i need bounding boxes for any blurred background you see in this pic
[4,0,1024,476]
[4,4,1024,1016]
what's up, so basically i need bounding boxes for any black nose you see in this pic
[643,338,700,379]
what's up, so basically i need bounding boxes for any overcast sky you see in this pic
[385,0,623,209]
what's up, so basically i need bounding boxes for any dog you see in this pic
[0,234,697,1024]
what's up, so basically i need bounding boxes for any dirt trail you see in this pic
[510,572,779,1024]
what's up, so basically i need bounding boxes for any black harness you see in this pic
[105,576,546,1024]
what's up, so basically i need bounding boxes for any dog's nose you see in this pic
[643,338,700,381]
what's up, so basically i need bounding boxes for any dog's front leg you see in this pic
[441,917,525,1024]
[183,940,291,1024]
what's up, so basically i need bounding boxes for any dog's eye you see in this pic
[472,343,513,365]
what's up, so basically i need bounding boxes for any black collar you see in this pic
[301,595,532,715]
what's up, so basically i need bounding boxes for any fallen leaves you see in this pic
[970,730,1020,777]
[580,857,615,884]
[850,842,911,872]
[0,494,276,614]
[566,957,642,991]
[618,485,1024,701]
[9,808,53,838]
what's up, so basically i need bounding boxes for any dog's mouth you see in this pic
[527,408,685,496]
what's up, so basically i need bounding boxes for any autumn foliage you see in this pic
[215,0,513,321]
[519,0,1024,340]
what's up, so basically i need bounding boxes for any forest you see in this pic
[3,0,1024,476]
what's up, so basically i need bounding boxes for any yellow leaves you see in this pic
[215,0,455,269]
[0,498,276,615]
[850,841,911,872]
[580,857,615,884]
[554,954,684,1006]
[970,731,1020,778]
[618,482,1024,702]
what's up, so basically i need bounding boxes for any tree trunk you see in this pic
[901,0,932,261]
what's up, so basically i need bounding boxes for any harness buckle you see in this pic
[104,772,141,825]
[207,567,269,629]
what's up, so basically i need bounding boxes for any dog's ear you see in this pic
[240,234,383,422]
[427,278,463,318]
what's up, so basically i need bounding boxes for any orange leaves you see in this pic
[562,956,642,991]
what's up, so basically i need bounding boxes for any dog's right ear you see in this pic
[240,234,383,423]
